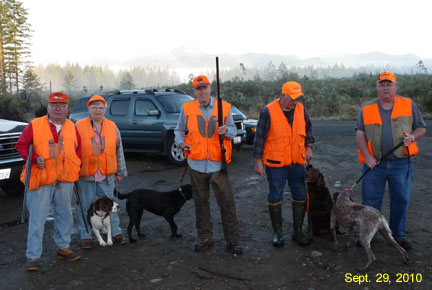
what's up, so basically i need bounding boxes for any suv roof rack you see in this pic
[119,89,155,95]
[118,89,186,95]
[150,88,187,95]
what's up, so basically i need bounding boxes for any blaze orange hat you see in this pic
[281,81,303,100]
[192,75,210,88]
[377,72,396,83]
[87,95,107,107]
[48,92,69,103]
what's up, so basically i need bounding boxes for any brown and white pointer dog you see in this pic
[87,196,120,247]
[330,189,410,270]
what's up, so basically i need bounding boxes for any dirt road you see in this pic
[0,120,431,290]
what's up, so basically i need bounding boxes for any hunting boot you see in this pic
[269,203,284,247]
[291,201,310,246]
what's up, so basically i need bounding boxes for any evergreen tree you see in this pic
[119,71,135,90]
[20,67,43,101]
[0,0,31,95]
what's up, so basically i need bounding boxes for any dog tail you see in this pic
[381,216,392,234]
[115,189,130,200]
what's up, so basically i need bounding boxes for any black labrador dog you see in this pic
[116,184,193,243]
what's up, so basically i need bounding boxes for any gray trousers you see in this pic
[190,169,240,244]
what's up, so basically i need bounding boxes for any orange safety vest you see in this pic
[263,99,306,167]
[183,98,232,163]
[358,96,419,163]
[20,116,81,190]
[76,117,118,177]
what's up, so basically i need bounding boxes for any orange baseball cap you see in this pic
[48,92,69,103]
[192,75,210,88]
[87,95,107,107]
[377,72,396,83]
[281,81,303,100]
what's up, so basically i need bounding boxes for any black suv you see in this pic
[70,89,245,165]
[0,119,27,196]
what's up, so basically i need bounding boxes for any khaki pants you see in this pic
[190,169,240,244]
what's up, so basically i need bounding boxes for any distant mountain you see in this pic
[84,47,430,72]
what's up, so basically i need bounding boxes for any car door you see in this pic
[106,97,132,146]
[128,97,164,151]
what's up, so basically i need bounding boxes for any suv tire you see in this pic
[1,179,24,196]
[166,134,186,166]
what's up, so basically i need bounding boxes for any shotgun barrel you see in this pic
[216,57,227,174]
[20,143,33,224]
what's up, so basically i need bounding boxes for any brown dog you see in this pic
[330,189,410,270]
[305,164,333,238]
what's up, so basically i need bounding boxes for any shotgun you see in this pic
[20,143,33,224]
[216,56,227,175]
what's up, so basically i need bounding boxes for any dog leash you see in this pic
[350,141,404,190]
[176,162,189,201]
[178,162,188,187]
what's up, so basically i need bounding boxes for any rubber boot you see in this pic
[291,201,310,246]
[269,203,284,247]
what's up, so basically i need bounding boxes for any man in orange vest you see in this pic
[16,92,82,271]
[356,72,426,249]
[174,75,242,255]
[254,81,314,247]
[76,95,128,249]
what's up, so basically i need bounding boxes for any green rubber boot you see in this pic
[291,201,310,246]
[269,203,284,247]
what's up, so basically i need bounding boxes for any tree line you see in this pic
[0,0,430,122]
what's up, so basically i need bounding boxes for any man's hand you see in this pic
[179,142,190,153]
[403,133,415,147]
[254,159,266,177]
[36,156,45,169]
[364,154,378,169]
[305,147,313,164]
[116,175,124,182]
[217,125,227,135]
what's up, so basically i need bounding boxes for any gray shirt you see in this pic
[356,98,426,160]
[175,97,236,173]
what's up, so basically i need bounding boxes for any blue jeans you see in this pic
[76,178,123,239]
[266,164,306,204]
[361,158,413,238]
[26,182,74,259]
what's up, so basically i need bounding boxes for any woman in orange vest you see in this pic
[254,81,314,247]
[16,92,82,271]
[76,95,128,249]
[356,72,427,250]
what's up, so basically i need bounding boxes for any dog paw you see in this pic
[99,241,107,247]
[171,234,182,239]
[107,241,113,246]
[137,233,146,238]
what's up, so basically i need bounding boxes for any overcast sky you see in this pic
[23,0,432,65]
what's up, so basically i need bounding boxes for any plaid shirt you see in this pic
[253,103,315,159]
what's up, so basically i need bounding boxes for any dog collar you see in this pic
[339,188,353,196]
[178,188,187,201]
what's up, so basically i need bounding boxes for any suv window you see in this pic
[110,99,130,115]
[72,98,90,112]
[156,95,192,113]
[135,99,157,116]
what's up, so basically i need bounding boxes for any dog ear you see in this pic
[317,172,326,187]
[332,192,339,202]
